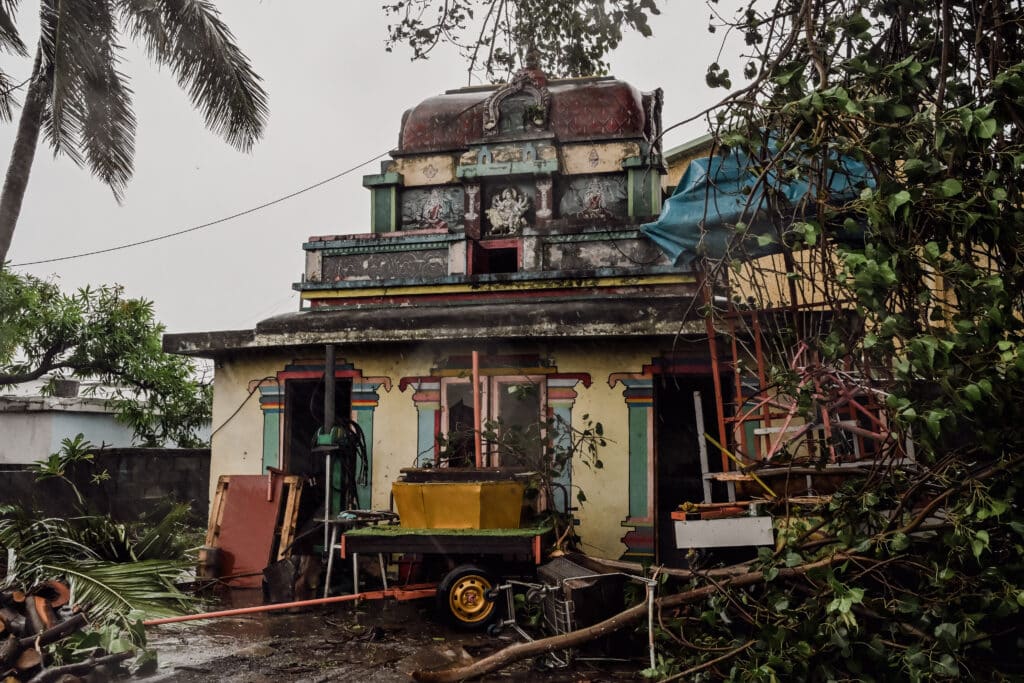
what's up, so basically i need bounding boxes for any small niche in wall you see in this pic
[470,239,520,275]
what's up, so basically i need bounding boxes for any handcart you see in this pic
[327,521,553,628]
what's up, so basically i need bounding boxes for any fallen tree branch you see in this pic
[27,650,133,683]
[413,553,849,682]
[660,639,756,682]
[566,552,755,580]
[18,613,87,650]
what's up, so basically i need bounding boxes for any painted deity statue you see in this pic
[420,188,451,230]
[486,187,530,235]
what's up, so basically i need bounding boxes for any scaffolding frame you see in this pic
[695,268,913,504]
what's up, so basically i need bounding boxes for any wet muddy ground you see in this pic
[140,591,641,682]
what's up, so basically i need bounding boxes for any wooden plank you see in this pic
[674,517,775,549]
[276,476,303,560]
[204,477,230,548]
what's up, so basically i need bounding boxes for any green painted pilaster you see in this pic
[548,376,586,514]
[354,408,374,508]
[618,377,654,561]
[258,384,283,472]
[410,380,441,466]
[351,381,384,510]
[362,170,403,234]
[623,156,663,218]
[627,403,649,518]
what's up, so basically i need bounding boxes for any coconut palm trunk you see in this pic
[0,0,267,268]
[0,47,48,266]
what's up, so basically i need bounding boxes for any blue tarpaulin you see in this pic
[641,149,873,265]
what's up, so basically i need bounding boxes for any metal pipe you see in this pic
[472,350,482,468]
[324,343,336,548]
[647,583,656,671]
[144,590,384,626]
[324,344,336,432]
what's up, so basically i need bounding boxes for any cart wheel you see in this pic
[486,623,504,638]
[438,565,497,629]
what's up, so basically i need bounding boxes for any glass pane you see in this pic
[444,382,475,467]
[495,382,542,467]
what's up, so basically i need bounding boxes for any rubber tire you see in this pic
[438,564,498,630]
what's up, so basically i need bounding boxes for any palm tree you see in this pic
[0,0,268,264]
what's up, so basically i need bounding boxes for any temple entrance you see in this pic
[283,377,353,552]
[283,378,353,477]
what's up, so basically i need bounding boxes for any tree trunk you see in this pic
[413,553,850,682]
[0,45,49,266]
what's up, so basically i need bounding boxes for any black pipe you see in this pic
[324,344,336,431]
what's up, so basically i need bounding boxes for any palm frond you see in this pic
[0,513,99,586]
[39,0,95,161]
[118,0,267,151]
[41,559,193,624]
[79,28,135,199]
[132,503,192,561]
[0,0,27,57]
[0,69,19,121]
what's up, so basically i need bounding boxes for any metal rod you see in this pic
[144,590,380,626]
[324,343,336,549]
[324,344,336,432]
[647,583,656,671]
[472,350,483,468]
[694,391,713,504]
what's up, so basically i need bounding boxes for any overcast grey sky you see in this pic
[3,1,744,335]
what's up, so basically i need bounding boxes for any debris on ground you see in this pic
[0,582,133,682]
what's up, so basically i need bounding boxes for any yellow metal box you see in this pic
[392,480,525,529]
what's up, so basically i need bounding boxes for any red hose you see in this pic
[143,590,387,626]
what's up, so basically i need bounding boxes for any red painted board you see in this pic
[215,475,284,588]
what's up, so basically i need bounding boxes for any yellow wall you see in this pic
[556,342,653,558]
[209,354,283,504]
[662,141,714,191]
[211,340,670,560]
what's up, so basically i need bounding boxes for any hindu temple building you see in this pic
[165,61,722,563]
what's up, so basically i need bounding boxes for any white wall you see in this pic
[0,398,137,465]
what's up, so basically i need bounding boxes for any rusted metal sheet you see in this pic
[209,475,285,588]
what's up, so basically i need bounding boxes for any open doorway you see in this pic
[283,377,352,552]
[653,374,721,566]
[283,378,353,476]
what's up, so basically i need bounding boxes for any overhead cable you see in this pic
[11,151,389,267]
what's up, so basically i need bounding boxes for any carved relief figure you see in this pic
[578,178,613,219]
[535,178,552,220]
[486,187,530,235]
[401,186,464,230]
[559,175,628,219]
[421,188,452,229]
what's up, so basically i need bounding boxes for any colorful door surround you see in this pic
[611,356,716,562]
[254,360,391,509]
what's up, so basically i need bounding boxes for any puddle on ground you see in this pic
[140,590,634,682]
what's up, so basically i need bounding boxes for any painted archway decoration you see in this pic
[255,360,391,508]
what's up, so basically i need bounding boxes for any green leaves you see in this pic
[886,190,911,216]
[0,505,195,630]
[938,178,963,197]
[383,0,661,79]
[0,271,211,447]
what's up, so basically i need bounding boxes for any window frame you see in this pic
[438,374,547,467]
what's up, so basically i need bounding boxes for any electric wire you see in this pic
[208,376,277,440]
[10,151,389,267]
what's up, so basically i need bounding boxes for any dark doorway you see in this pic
[283,377,352,551]
[283,378,353,477]
[653,375,720,566]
